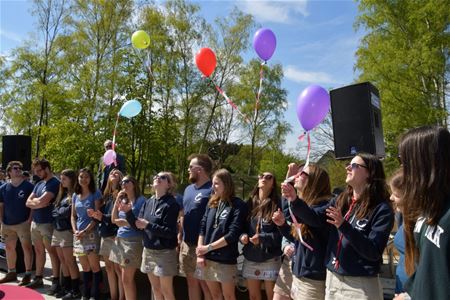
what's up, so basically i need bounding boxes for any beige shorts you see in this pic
[179,241,197,275]
[291,275,325,300]
[99,236,116,258]
[73,231,100,256]
[1,221,32,244]
[325,269,383,300]
[109,236,143,268]
[30,222,53,244]
[141,248,178,277]
[242,257,281,281]
[51,229,74,248]
[195,259,237,283]
[274,258,293,298]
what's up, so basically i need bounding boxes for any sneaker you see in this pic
[47,278,61,295]
[25,276,44,289]
[0,272,17,283]
[61,291,81,300]
[18,273,32,286]
[55,288,68,298]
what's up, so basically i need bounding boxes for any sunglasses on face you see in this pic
[347,162,368,170]
[12,166,22,171]
[121,179,131,185]
[258,174,273,180]
[154,174,169,181]
[299,171,309,177]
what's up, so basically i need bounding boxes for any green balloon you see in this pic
[131,30,150,49]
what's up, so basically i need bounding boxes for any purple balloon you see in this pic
[253,28,276,61]
[296,85,330,131]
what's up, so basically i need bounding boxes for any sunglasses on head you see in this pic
[258,174,273,180]
[154,174,169,181]
[121,179,131,185]
[347,162,368,170]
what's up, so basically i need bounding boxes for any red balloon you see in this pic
[195,47,216,77]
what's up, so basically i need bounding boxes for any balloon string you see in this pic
[304,132,311,168]
[210,79,250,123]
[254,62,265,122]
[112,113,120,151]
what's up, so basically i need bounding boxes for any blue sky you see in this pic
[1,0,364,154]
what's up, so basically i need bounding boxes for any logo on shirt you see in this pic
[18,190,25,198]
[155,207,163,217]
[355,219,368,231]
[219,209,229,220]
[194,193,203,203]
[415,217,444,248]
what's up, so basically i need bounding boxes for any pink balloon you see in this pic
[103,149,116,166]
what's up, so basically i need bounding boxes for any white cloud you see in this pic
[240,0,309,24]
[284,65,336,84]
[0,29,22,43]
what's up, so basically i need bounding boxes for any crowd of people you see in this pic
[0,125,448,300]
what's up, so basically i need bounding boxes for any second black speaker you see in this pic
[330,82,385,159]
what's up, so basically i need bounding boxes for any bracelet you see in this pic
[207,243,213,252]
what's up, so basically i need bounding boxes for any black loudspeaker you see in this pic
[1,135,32,171]
[330,82,385,159]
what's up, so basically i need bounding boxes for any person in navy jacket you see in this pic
[240,172,282,300]
[282,153,394,300]
[125,171,180,300]
[273,163,332,300]
[196,168,247,300]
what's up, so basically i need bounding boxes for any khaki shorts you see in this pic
[291,275,325,300]
[109,236,143,268]
[51,229,74,248]
[325,269,383,300]
[73,231,100,256]
[99,236,116,258]
[1,221,32,244]
[242,257,281,281]
[274,258,293,298]
[179,241,197,275]
[195,259,237,283]
[141,248,178,277]
[30,222,53,244]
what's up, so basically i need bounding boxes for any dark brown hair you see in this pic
[335,153,391,220]
[55,169,77,206]
[399,126,450,275]
[208,169,235,208]
[293,164,332,239]
[32,158,51,171]
[75,168,96,194]
[123,175,141,199]
[188,153,214,174]
[248,172,280,229]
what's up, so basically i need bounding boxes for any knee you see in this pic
[5,242,16,252]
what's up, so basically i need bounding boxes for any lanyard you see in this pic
[288,202,314,251]
[333,197,357,270]
[213,201,227,228]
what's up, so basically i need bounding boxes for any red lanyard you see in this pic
[333,197,357,270]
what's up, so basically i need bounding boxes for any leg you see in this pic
[121,267,137,300]
[205,281,223,300]
[62,247,80,279]
[147,273,163,300]
[200,279,213,300]
[43,239,60,278]
[104,257,119,300]
[56,247,70,277]
[186,273,202,300]
[221,281,236,300]
[114,263,125,300]
[247,279,262,300]
[159,275,175,300]
[33,239,46,276]
[87,253,102,299]
[264,280,276,300]
[273,293,291,300]
[20,238,33,272]
[5,238,18,271]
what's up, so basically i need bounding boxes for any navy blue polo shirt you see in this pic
[182,181,212,245]
[32,177,60,224]
[0,180,34,225]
